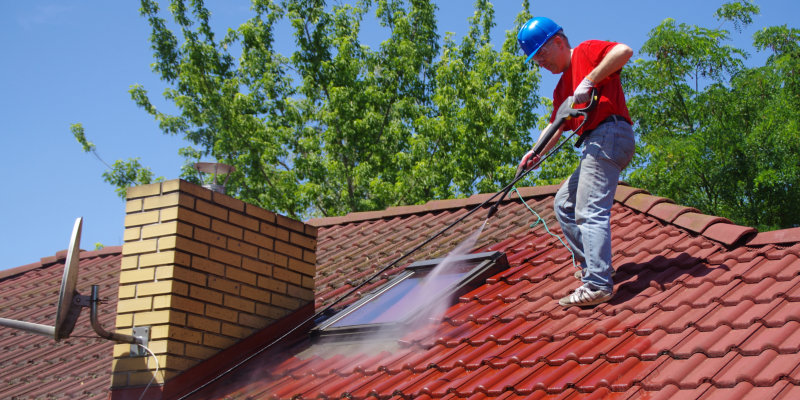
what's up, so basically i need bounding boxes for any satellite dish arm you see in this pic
[0,317,55,338]
[89,286,142,344]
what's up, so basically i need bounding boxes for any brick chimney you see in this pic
[111,180,317,389]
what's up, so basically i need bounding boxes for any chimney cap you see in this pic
[194,162,235,193]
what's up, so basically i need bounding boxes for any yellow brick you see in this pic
[221,322,253,339]
[113,343,133,358]
[212,191,245,212]
[301,276,315,290]
[161,179,181,194]
[303,249,317,264]
[172,265,208,286]
[168,326,203,344]
[211,247,242,267]
[276,214,305,234]
[228,212,259,231]
[274,240,303,260]
[240,285,270,303]
[124,210,160,227]
[110,373,129,388]
[272,267,301,286]
[242,257,270,275]
[139,251,176,267]
[115,313,133,329]
[187,314,221,333]
[246,203,276,223]
[191,256,225,276]
[260,223,289,242]
[118,285,137,299]
[243,230,273,250]
[258,276,287,294]
[129,370,165,386]
[145,340,183,357]
[304,224,319,238]
[119,267,155,284]
[211,219,243,239]
[120,255,139,270]
[117,297,153,313]
[256,303,288,320]
[289,231,316,250]
[223,294,255,313]
[168,295,206,315]
[185,343,219,360]
[196,199,228,221]
[134,310,184,326]
[226,266,256,286]
[149,324,170,340]
[174,236,209,257]
[141,220,180,239]
[160,206,179,222]
[205,304,238,323]
[259,249,288,267]
[159,235,177,251]
[203,333,236,350]
[288,258,316,277]
[153,294,171,310]
[272,293,301,310]
[208,275,240,295]
[227,239,258,259]
[137,280,175,297]
[238,313,270,329]
[156,265,175,280]
[143,192,181,210]
[177,207,211,229]
[178,180,212,201]
[190,285,223,305]
[123,227,141,241]
[193,227,227,248]
[126,182,161,199]
[287,284,314,301]
[122,239,158,255]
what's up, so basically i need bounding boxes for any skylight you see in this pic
[314,251,508,338]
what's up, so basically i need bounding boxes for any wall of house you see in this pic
[111,179,317,388]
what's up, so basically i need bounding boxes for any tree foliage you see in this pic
[115,0,542,219]
[625,0,800,230]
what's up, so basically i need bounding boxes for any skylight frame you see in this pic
[313,251,508,339]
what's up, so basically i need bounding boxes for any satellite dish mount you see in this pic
[0,218,147,353]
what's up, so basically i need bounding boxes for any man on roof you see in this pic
[516,16,636,307]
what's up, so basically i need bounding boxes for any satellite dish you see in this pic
[0,218,144,346]
[54,217,83,340]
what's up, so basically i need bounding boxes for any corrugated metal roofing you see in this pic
[187,183,800,398]
[0,246,122,399]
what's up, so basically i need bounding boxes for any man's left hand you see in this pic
[573,77,594,104]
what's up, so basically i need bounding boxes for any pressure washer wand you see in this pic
[487,90,599,219]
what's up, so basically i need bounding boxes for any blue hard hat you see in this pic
[517,17,562,63]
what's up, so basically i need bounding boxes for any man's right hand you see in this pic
[516,150,541,178]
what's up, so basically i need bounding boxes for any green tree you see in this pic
[76,0,542,219]
[625,1,800,230]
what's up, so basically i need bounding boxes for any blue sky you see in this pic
[1,0,797,270]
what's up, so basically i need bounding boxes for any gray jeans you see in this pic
[554,119,635,292]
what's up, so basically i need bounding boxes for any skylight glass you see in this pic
[314,251,508,337]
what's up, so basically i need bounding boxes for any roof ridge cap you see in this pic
[307,184,561,227]
[618,186,757,247]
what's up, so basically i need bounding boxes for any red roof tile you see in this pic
[6,183,800,399]
[0,247,122,400]
[178,184,800,399]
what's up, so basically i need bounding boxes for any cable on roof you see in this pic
[511,186,578,270]
[177,128,584,399]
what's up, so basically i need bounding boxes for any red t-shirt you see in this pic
[551,40,632,135]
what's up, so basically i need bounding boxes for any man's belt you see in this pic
[575,114,629,147]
